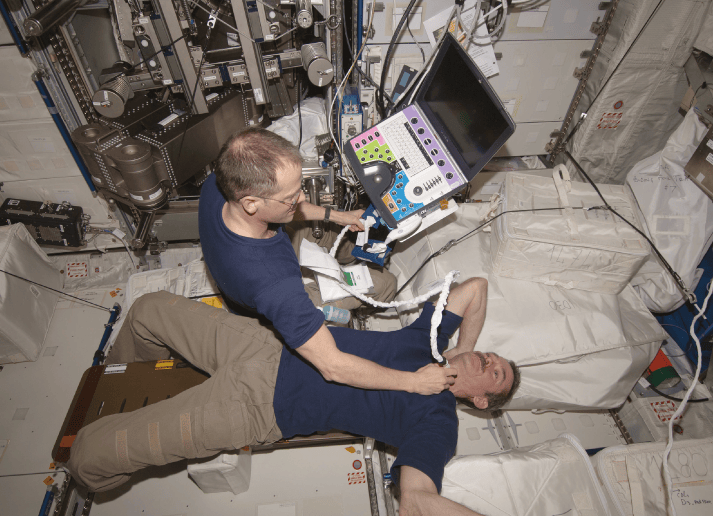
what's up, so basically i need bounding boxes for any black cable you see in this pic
[0,269,113,312]
[562,0,665,148]
[377,0,419,118]
[564,150,694,304]
[649,384,710,403]
[395,205,591,297]
[118,33,188,80]
[297,76,303,150]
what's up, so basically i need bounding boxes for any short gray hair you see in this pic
[214,128,303,202]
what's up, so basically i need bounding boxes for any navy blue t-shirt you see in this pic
[199,174,324,349]
[274,303,461,492]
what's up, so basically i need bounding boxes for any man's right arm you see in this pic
[398,466,484,516]
[297,325,455,394]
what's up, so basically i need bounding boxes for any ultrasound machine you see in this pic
[344,32,516,234]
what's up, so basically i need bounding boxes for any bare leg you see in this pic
[442,277,488,359]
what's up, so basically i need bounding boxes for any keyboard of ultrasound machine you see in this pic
[380,118,433,176]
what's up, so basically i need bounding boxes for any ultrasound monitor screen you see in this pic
[421,41,511,171]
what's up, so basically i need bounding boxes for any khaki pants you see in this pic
[67,291,284,492]
[286,221,397,310]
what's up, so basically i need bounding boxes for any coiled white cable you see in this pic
[330,222,459,364]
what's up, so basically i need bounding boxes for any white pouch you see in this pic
[187,449,252,494]
[593,437,713,516]
[442,434,612,516]
[0,223,61,363]
[491,166,650,295]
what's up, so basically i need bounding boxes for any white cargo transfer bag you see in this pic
[389,203,665,411]
[105,257,219,353]
[491,167,650,294]
[442,434,612,516]
[593,437,713,516]
[0,223,61,364]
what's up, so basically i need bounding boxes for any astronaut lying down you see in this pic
[67,277,519,515]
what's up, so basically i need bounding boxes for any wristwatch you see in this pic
[324,207,331,224]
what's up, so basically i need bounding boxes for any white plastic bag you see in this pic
[627,109,713,313]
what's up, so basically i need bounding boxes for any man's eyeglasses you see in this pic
[239,191,302,208]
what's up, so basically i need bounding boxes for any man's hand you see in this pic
[330,209,365,231]
[411,364,457,395]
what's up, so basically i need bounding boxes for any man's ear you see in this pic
[471,395,489,410]
[240,197,259,215]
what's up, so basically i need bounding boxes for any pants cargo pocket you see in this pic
[202,400,249,450]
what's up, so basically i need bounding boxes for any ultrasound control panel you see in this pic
[346,105,465,227]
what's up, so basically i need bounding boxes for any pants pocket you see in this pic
[202,399,248,450]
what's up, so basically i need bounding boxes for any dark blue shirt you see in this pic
[274,303,461,492]
[199,174,325,349]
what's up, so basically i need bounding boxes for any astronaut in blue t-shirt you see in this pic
[199,128,456,397]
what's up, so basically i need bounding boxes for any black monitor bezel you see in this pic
[413,31,515,181]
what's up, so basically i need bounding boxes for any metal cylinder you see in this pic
[23,0,86,37]
[105,139,167,210]
[296,0,313,29]
[306,176,324,239]
[92,76,132,118]
[131,211,156,249]
[301,42,334,87]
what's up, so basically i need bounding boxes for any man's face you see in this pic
[261,162,305,223]
[449,351,514,409]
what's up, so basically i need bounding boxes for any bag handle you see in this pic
[552,165,580,241]
[625,455,646,516]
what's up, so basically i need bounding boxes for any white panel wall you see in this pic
[359,0,605,156]
[0,36,116,227]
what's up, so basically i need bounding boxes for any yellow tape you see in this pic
[155,360,174,370]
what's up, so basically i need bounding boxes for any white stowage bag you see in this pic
[593,437,713,516]
[627,109,713,313]
[104,257,219,354]
[0,223,61,364]
[442,434,612,516]
[266,97,327,160]
[491,167,650,295]
[389,204,665,411]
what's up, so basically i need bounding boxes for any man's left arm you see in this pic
[399,466,485,516]
[293,201,364,231]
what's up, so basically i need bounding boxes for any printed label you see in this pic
[155,360,174,370]
[347,471,366,485]
[67,262,89,278]
[30,285,40,298]
[104,364,127,375]
[650,399,682,423]
[597,112,623,130]
[706,153,713,166]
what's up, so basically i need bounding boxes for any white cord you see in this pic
[662,276,713,515]
[103,230,138,270]
[329,222,459,363]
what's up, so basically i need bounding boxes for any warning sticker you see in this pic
[597,112,623,130]
[348,471,366,485]
[155,360,174,370]
[66,262,89,278]
[650,400,682,423]
[43,476,54,486]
